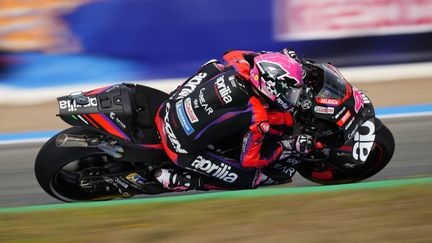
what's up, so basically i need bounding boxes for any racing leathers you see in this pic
[155,51,307,190]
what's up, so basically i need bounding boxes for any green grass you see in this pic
[1,184,431,242]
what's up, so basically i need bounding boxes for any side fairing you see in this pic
[57,84,136,142]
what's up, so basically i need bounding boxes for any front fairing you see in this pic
[302,60,379,164]
[307,62,375,143]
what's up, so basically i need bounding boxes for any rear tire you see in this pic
[298,122,395,185]
[35,127,120,202]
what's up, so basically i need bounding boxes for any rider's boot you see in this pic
[258,173,279,186]
[155,168,204,191]
[260,158,299,185]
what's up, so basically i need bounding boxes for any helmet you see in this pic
[250,52,303,112]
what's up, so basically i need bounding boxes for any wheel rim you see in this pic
[48,154,120,201]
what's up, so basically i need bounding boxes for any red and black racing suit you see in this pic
[155,51,294,189]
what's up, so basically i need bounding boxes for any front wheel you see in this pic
[297,122,395,185]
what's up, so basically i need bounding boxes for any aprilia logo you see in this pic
[353,120,375,162]
[215,76,232,104]
[191,156,238,183]
[177,72,207,99]
[59,97,97,112]
[164,103,187,153]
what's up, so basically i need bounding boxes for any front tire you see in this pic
[298,122,395,185]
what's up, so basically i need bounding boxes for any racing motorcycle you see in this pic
[35,59,395,202]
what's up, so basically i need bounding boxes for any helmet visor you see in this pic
[283,86,302,107]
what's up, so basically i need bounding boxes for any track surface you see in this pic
[0,116,431,208]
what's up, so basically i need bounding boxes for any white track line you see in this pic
[0,137,51,145]
[378,111,432,119]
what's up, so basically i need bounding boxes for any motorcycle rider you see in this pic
[149,49,314,191]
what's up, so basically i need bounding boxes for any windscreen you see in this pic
[316,64,347,100]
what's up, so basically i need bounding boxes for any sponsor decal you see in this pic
[164,103,187,153]
[229,75,237,87]
[127,173,146,185]
[336,110,351,127]
[114,178,129,189]
[109,112,126,129]
[353,120,375,162]
[276,97,290,110]
[347,124,359,139]
[193,98,199,109]
[316,98,340,106]
[191,156,238,183]
[184,98,199,123]
[258,122,270,134]
[177,72,207,99]
[353,87,364,113]
[59,97,97,112]
[214,76,233,105]
[314,106,335,114]
[344,116,355,130]
[198,88,214,115]
[334,106,347,119]
[273,163,297,177]
[285,157,301,165]
[176,101,195,135]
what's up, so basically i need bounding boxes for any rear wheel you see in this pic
[34,127,162,202]
[297,122,395,185]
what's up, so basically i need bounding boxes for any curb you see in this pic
[0,177,431,214]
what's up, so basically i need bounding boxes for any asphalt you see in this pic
[0,115,431,208]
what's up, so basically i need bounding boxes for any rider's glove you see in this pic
[278,134,314,160]
[294,134,314,155]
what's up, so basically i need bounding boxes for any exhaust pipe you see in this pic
[56,134,90,147]
[56,134,124,159]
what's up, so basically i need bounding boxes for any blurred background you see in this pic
[1,0,432,88]
[1,0,432,132]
